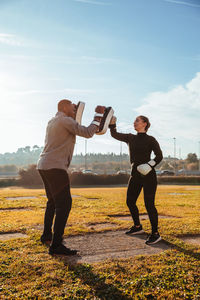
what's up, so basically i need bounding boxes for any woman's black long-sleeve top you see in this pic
[110,125,163,169]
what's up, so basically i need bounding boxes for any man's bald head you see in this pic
[58,99,72,112]
[57,99,76,118]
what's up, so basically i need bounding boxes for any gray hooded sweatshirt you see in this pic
[37,112,97,171]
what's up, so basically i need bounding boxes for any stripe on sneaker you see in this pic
[130,229,144,235]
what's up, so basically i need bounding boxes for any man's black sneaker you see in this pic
[125,225,144,235]
[49,244,78,256]
[40,234,52,245]
[145,233,162,245]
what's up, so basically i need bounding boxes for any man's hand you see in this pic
[92,106,114,134]
[94,106,106,122]
[95,106,106,114]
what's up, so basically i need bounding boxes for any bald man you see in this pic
[37,99,104,256]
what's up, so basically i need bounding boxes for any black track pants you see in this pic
[126,169,158,233]
[38,169,72,248]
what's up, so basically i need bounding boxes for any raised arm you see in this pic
[61,116,98,138]
[60,105,106,138]
[109,117,130,143]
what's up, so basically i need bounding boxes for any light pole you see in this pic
[120,141,122,171]
[199,141,200,172]
[173,137,176,174]
[85,139,87,170]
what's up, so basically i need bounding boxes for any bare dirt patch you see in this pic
[179,235,200,246]
[6,196,37,200]
[168,193,187,196]
[185,187,200,190]
[34,224,44,231]
[109,214,177,221]
[0,232,28,241]
[61,230,170,264]
[87,223,118,230]
[0,207,32,211]
[34,224,73,231]
[41,195,81,198]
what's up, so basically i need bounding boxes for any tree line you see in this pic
[0,146,199,173]
[0,146,130,167]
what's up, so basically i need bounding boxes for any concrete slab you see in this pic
[179,235,200,246]
[0,233,28,241]
[62,230,170,264]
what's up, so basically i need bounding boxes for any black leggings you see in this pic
[126,169,158,233]
[39,169,72,247]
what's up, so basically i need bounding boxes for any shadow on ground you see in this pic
[54,258,133,300]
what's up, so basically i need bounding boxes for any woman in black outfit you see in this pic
[109,115,163,245]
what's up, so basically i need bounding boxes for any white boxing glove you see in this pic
[137,160,156,176]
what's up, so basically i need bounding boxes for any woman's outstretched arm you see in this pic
[109,122,130,143]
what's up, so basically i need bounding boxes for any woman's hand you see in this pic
[109,116,117,125]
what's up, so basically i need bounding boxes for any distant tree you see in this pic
[24,146,31,153]
[17,147,24,154]
[186,153,198,163]
[33,145,40,151]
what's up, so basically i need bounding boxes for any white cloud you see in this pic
[186,72,200,95]
[75,73,200,157]
[133,72,200,157]
[0,33,22,46]
[164,0,200,8]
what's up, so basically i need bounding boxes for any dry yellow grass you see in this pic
[0,185,199,236]
[0,185,199,299]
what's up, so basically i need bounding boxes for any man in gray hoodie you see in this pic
[37,99,104,255]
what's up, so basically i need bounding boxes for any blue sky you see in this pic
[0,0,200,158]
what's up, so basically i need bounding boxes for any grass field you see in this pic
[0,185,200,299]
